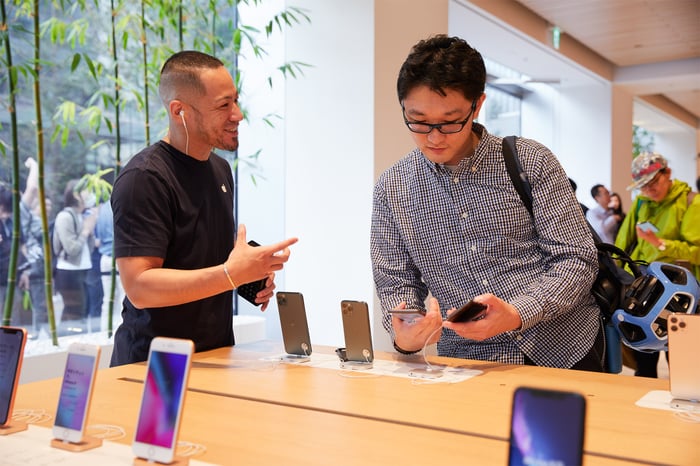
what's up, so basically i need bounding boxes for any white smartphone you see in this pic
[132,337,194,463]
[668,314,700,403]
[388,308,426,322]
[52,343,101,442]
[0,326,27,426]
[637,221,659,233]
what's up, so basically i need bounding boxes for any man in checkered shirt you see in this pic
[371,35,603,371]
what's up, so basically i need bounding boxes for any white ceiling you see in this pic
[514,0,700,129]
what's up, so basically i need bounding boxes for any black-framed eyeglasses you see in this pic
[402,101,477,134]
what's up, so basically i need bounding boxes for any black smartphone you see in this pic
[276,291,312,357]
[388,308,426,322]
[446,300,487,323]
[508,387,586,466]
[237,240,267,306]
[340,300,374,363]
[0,326,27,426]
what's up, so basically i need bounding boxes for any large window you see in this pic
[1,2,242,346]
[482,58,523,137]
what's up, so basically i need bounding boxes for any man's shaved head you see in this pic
[158,50,225,106]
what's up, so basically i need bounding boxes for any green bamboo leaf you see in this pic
[70,53,81,71]
[23,291,30,311]
[61,126,69,146]
[84,53,98,80]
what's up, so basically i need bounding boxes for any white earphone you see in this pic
[179,110,189,154]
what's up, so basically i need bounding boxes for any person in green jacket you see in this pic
[615,151,700,377]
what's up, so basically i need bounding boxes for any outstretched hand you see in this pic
[225,224,298,293]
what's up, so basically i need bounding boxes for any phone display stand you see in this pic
[51,435,103,452]
[0,420,28,435]
[133,455,190,465]
[336,347,373,371]
[281,354,310,363]
[339,360,373,371]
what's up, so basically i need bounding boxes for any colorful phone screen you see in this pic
[508,387,586,466]
[54,353,97,430]
[134,351,189,448]
[0,328,24,424]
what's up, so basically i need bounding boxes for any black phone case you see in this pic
[237,241,266,306]
[447,301,486,323]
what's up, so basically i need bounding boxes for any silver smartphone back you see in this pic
[276,292,312,357]
[668,313,700,402]
[340,300,374,362]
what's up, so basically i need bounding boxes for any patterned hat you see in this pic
[627,152,668,190]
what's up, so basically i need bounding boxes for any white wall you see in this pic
[236,0,695,353]
[238,0,375,348]
[236,1,290,341]
[556,84,613,210]
[449,1,612,210]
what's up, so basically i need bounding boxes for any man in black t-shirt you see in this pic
[110,51,298,366]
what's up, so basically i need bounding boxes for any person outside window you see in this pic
[53,179,98,333]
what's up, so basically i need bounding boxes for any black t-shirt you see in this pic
[110,141,235,365]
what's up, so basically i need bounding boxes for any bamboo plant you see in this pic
[1,0,311,343]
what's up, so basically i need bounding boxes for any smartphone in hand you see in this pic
[388,308,426,322]
[237,240,267,306]
[446,300,487,323]
[636,221,659,233]
[52,343,101,443]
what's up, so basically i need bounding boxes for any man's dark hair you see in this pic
[590,184,605,199]
[159,50,224,103]
[568,178,578,193]
[397,35,486,103]
[63,179,81,208]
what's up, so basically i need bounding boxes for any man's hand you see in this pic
[224,224,298,289]
[392,297,443,353]
[442,293,522,340]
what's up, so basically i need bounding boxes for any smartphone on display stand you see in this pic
[0,326,27,428]
[446,300,487,323]
[52,343,101,443]
[132,337,194,464]
[508,387,586,466]
[276,291,313,360]
[668,314,700,407]
[340,300,374,368]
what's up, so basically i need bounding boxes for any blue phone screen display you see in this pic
[135,351,188,448]
[508,388,585,466]
[55,353,96,430]
[0,329,23,424]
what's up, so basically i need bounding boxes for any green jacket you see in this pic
[615,180,700,281]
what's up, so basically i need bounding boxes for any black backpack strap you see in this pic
[595,242,643,278]
[502,136,533,216]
